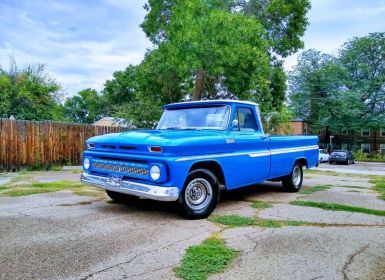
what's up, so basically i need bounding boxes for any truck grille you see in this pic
[92,161,149,176]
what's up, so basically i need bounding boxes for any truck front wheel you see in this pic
[178,169,220,219]
[282,163,303,192]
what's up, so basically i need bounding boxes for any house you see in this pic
[289,118,311,135]
[318,128,385,154]
[93,117,134,128]
[281,119,385,154]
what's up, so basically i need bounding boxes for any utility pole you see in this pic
[329,135,334,153]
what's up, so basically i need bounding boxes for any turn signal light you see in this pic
[149,146,162,153]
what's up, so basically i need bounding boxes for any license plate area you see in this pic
[107,174,123,187]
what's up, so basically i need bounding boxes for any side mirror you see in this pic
[231,119,239,130]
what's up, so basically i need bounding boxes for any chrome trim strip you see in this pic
[175,145,318,161]
[80,172,179,202]
[270,145,319,155]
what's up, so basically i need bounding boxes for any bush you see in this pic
[353,151,385,162]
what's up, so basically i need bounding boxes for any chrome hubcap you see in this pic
[292,166,301,187]
[185,178,212,210]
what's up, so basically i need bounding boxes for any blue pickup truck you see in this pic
[81,100,319,219]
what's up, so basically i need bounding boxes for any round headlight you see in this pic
[83,158,90,170]
[150,165,161,180]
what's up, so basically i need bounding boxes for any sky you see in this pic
[0,0,384,97]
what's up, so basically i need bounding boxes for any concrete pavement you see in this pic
[0,166,384,280]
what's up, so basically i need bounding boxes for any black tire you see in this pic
[106,190,138,203]
[178,169,220,219]
[282,163,303,192]
[329,161,333,164]
[345,159,350,165]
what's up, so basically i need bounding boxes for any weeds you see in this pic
[290,200,385,216]
[299,185,331,194]
[175,238,237,280]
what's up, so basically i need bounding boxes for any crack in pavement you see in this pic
[78,229,210,280]
[342,244,370,280]
[121,264,174,279]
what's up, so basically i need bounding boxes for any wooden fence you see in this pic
[0,119,130,171]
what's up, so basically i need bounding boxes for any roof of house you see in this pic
[291,117,308,122]
[93,117,132,127]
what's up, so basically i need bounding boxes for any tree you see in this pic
[63,89,104,124]
[339,32,385,129]
[103,65,138,115]
[288,33,385,143]
[109,47,188,127]
[288,49,346,125]
[0,60,63,120]
[141,0,310,109]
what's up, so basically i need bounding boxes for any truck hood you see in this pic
[86,129,233,156]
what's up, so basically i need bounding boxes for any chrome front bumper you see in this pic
[80,172,179,201]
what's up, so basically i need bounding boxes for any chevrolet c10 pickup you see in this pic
[81,100,319,219]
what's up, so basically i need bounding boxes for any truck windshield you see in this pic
[157,106,230,130]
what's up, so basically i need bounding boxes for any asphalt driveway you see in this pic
[0,164,384,280]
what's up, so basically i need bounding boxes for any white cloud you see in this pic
[0,0,151,96]
[284,0,385,72]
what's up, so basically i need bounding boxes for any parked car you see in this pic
[81,100,319,219]
[329,150,355,165]
[318,149,329,163]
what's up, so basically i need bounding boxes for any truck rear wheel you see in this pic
[282,163,303,192]
[106,190,138,203]
[178,169,219,219]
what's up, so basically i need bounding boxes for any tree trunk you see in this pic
[352,130,357,152]
[192,70,205,101]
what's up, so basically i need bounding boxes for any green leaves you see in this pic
[140,0,310,109]
[289,33,385,133]
[64,88,104,124]
[0,62,62,121]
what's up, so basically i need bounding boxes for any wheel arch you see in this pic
[188,160,226,188]
[295,157,308,168]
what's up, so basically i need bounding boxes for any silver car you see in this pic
[319,149,329,163]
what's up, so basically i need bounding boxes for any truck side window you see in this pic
[236,107,257,131]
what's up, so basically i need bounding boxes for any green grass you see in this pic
[72,169,83,174]
[370,179,385,201]
[254,218,307,228]
[336,185,369,189]
[304,169,385,181]
[299,185,331,194]
[209,215,308,228]
[290,200,385,216]
[50,166,64,171]
[209,215,255,227]
[175,239,238,280]
[0,180,104,197]
[250,201,273,209]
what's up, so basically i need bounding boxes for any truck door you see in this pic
[225,106,270,189]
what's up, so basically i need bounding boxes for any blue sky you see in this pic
[0,0,384,97]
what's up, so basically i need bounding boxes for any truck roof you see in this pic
[164,99,258,109]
